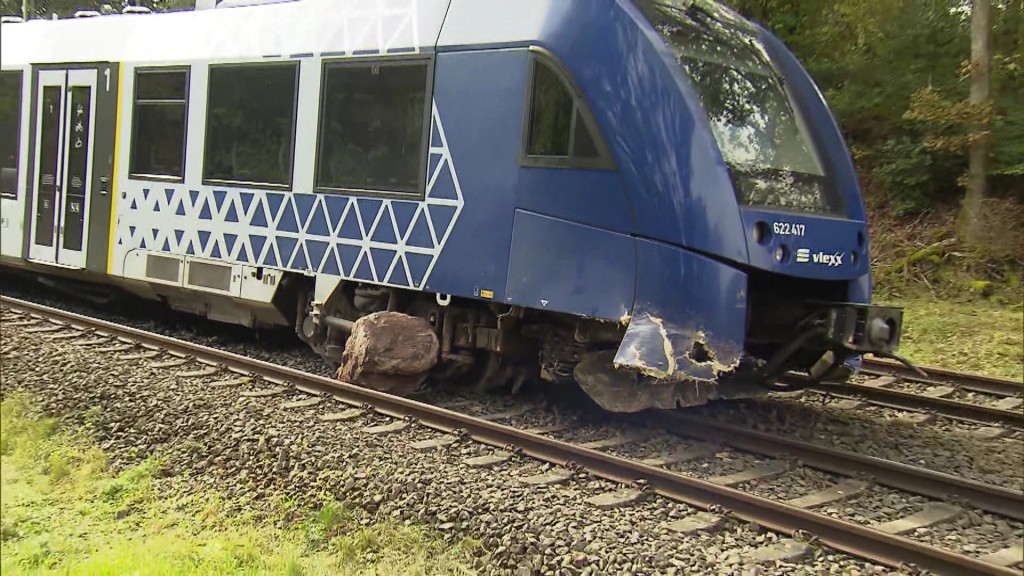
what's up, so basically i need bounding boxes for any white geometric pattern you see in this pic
[114,102,463,290]
[339,0,422,54]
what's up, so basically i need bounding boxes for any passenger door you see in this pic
[28,68,98,268]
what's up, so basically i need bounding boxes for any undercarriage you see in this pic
[294,279,906,413]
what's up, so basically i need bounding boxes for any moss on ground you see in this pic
[0,394,477,576]
[889,297,1023,380]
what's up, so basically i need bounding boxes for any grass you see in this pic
[0,394,478,576]
[890,297,1023,381]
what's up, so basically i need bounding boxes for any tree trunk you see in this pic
[1016,0,1023,52]
[959,0,993,249]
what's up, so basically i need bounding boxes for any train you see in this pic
[0,0,908,412]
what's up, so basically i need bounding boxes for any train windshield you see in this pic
[636,1,839,214]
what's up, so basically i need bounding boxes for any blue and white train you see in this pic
[0,0,905,411]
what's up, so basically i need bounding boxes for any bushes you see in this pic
[872,137,954,216]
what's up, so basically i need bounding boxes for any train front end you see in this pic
[573,1,905,411]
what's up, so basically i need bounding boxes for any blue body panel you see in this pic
[614,239,747,380]
[516,168,633,235]
[438,0,750,264]
[427,0,875,337]
[423,49,528,301]
[505,210,635,319]
[548,0,750,262]
[739,207,870,281]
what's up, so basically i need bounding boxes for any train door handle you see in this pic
[99,176,109,196]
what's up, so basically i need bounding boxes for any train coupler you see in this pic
[820,303,903,355]
[820,303,928,377]
[760,303,911,382]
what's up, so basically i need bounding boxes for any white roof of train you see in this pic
[0,0,451,67]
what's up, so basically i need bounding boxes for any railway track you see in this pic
[3,294,1021,576]
[862,358,1024,397]
[780,363,1024,430]
[643,412,1024,522]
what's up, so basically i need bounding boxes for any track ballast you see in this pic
[3,295,1021,576]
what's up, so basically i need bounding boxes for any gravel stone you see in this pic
[1,307,893,575]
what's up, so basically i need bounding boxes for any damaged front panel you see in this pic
[575,239,752,412]
[613,314,742,382]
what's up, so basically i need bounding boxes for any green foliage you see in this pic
[872,137,942,215]
[991,50,1024,180]
[724,0,1024,212]
[0,394,478,576]
[905,87,993,155]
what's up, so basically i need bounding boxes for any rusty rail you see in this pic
[861,358,1024,397]
[1,295,1017,576]
[778,370,1024,430]
[805,379,1024,430]
[646,412,1024,522]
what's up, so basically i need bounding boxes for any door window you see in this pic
[0,70,22,198]
[34,85,62,247]
[61,86,92,251]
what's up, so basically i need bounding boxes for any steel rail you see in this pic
[806,380,1024,430]
[645,412,1024,521]
[779,372,1024,429]
[1,295,1017,576]
[861,358,1024,397]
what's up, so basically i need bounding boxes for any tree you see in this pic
[960,0,994,249]
[0,0,192,17]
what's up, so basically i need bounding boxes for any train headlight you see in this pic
[753,221,771,245]
[774,245,789,263]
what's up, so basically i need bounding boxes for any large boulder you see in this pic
[335,311,439,395]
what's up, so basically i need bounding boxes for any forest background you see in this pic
[726,0,1023,306]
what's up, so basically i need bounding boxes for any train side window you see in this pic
[528,62,573,156]
[315,59,430,196]
[203,62,298,188]
[523,54,612,170]
[0,70,23,198]
[130,67,189,181]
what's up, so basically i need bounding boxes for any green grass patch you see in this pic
[1,393,478,575]
[891,298,1023,380]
